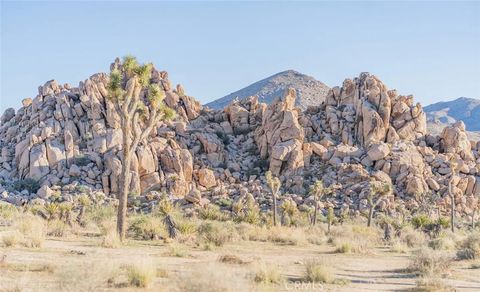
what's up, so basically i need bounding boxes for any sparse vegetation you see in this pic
[125,262,156,288]
[304,259,335,283]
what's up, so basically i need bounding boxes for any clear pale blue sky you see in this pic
[1,1,479,112]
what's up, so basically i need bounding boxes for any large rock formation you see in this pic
[0,65,478,220]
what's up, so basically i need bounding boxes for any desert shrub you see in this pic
[12,178,40,193]
[304,260,335,283]
[128,215,165,240]
[15,214,46,248]
[126,262,156,288]
[411,214,432,230]
[198,204,229,221]
[267,226,306,246]
[409,248,452,277]
[398,226,426,248]
[198,221,235,247]
[218,254,245,264]
[253,262,283,284]
[0,203,18,221]
[415,276,453,292]
[47,219,70,237]
[428,236,456,251]
[456,232,480,260]
[2,231,23,247]
[101,227,121,248]
[87,204,116,224]
[175,217,197,236]
[330,225,380,254]
[335,242,352,253]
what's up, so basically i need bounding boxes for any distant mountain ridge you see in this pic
[424,97,480,140]
[206,70,330,110]
[424,97,480,131]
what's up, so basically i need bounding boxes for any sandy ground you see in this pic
[1,230,479,292]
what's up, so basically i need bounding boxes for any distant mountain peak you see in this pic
[425,96,480,133]
[206,70,330,110]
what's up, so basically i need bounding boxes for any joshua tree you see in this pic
[265,171,281,226]
[44,202,59,221]
[107,56,176,241]
[309,180,334,226]
[448,158,458,233]
[366,180,392,227]
[76,194,91,226]
[326,205,334,233]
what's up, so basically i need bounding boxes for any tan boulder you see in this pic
[198,168,216,188]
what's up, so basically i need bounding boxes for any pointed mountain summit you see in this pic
[206,70,330,110]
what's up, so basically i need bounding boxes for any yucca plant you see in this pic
[59,202,74,226]
[157,198,178,239]
[44,202,59,221]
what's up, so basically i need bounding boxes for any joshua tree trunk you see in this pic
[273,192,278,227]
[471,209,476,229]
[117,137,132,242]
[367,205,374,227]
[164,214,178,239]
[450,194,455,233]
[76,206,85,225]
[313,201,318,226]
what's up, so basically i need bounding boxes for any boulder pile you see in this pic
[0,63,479,218]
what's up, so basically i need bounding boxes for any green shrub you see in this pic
[198,204,229,221]
[12,178,40,193]
[128,215,165,240]
[411,214,432,229]
[198,221,234,247]
[73,155,91,167]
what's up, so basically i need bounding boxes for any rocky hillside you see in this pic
[0,61,479,221]
[206,70,330,110]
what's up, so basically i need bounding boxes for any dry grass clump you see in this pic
[330,224,381,254]
[56,261,119,291]
[304,259,335,283]
[47,219,70,237]
[174,263,251,291]
[125,262,156,288]
[0,202,19,224]
[456,232,480,260]
[414,276,454,292]
[2,231,23,247]
[397,226,426,248]
[409,248,452,277]
[198,221,235,247]
[267,226,306,246]
[428,236,456,251]
[167,243,189,257]
[253,261,284,284]
[1,261,55,273]
[128,214,166,240]
[218,254,245,264]
[99,220,121,248]
[9,214,46,248]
